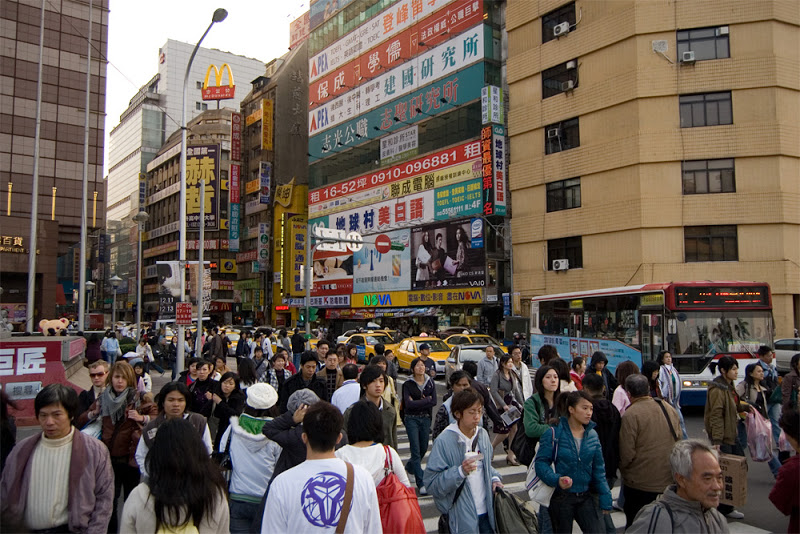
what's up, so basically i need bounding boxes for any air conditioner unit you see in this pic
[552,259,569,271]
[561,80,575,92]
[680,50,696,64]
[566,60,577,70]
[547,127,561,139]
[716,26,729,36]
[553,22,570,37]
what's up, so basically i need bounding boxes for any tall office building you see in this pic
[105,40,265,318]
[0,0,109,325]
[507,0,799,336]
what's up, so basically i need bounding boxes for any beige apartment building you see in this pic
[506,0,799,338]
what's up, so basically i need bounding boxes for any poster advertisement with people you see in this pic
[411,218,485,289]
[352,229,411,293]
[311,249,354,296]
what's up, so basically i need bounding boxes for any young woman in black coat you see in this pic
[212,371,245,451]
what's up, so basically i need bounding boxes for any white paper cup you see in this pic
[464,451,480,475]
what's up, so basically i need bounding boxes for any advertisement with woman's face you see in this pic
[411,218,485,289]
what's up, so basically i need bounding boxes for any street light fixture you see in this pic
[84,280,95,322]
[109,274,122,328]
[177,7,228,374]
[132,210,149,341]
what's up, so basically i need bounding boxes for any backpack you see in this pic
[376,445,425,534]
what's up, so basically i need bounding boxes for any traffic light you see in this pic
[309,307,318,322]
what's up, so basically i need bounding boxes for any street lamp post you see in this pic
[132,210,149,341]
[84,280,95,325]
[109,274,122,328]
[178,7,228,374]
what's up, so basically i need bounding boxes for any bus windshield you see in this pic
[671,311,772,355]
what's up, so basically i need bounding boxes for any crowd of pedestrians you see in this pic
[0,328,799,534]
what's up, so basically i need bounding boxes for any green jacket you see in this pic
[523,393,553,439]
[704,376,746,446]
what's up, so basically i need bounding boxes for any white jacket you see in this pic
[220,416,282,500]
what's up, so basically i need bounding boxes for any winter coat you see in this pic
[590,396,621,482]
[769,455,799,533]
[401,375,436,418]
[470,378,503,429]
[704,376,747,446]
[120,484,229,534]
[523,393,554,440]
[658,365,682,407]
[627,485,729,533]
[782,369,800,411]
[735,381,769,418]
[490,369,523,409]
[188,378,218,417]
[212,389,246,450]
[534,416,612,511]
[277,372,328,413]
[0,430,114,534]
[220,416,282,501]
[424,424,501,533]
[620,396,681,493]
[75,390,158,465]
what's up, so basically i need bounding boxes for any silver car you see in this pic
[444,344,506,384]
[775,338,800,373]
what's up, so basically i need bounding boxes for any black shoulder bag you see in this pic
[655,399,679,442]
[438,434,480,533]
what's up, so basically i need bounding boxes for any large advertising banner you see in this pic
[309,139,481,216]
[262,99,274,151]
[309,0,357,32]
[310,189,434,236]
[286,216,307,297]
[309,0,484,110]
[308,62,484,159]
[186,145,219,230]
[290,11,310,49]
[410,218,485,289]
[309,26,484,136]
[311,248,354,297]
[434,178,482,220]
[352,228,411,293]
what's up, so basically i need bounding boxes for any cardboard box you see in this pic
[718,453,748,507]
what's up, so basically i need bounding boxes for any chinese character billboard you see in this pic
[410,218,485,290]
[186,144,219,230]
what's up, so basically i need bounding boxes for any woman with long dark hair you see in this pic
[237,357,258,390]
[212,371,245,451]
[490,354,524,465]
[121,418,229,533]
[454,226,469,272]
[415,231,435,282]
[736,363,782,476]
[656,350,686,437]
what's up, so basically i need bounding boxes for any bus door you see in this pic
[639,311,663,361]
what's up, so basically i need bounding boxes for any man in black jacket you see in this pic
[462,360,503,432]
[278,351,327,412]
[77,361,109,418]
[290,328,306,370]
[583,372,621,531]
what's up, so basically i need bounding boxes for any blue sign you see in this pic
[308,63,485,160]
[529,334,643,373]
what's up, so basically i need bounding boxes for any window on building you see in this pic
[542,59,579,98]
[682,159,735,194]
[548,236,583,269]
[679,92,732,127]
[677,26,729,61]
[545,117,580,155]
[195,102,201,110]
[547,178,581,211]
[542,2,576,43]
[196,81,203,89]
[201,103,208,111]
[684,225,738,262]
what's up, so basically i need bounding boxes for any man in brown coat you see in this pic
[619,373,682,528]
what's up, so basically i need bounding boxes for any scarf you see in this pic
[100,387,132,425]
[239,414,269,435]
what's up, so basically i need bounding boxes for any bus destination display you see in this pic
[675,286,769,308]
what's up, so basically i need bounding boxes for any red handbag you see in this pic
[376,445,426,534]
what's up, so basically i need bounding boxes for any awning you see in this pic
[327,307,442,320]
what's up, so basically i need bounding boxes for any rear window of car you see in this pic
[460,349,489,362]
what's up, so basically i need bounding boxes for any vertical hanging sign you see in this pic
[261,99,274,151]
[231,112,242,161]
[259,162,271,204]
[480,126,493,216]
[492,125,507,216]
[258,222,269,270]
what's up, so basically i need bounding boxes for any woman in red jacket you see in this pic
[769,408,799,533]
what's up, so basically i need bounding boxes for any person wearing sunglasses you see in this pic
[78,360,110,418]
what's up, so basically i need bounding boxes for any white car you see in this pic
[775,338,800,373]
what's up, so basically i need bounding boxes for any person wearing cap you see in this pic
[218,383,282,533]
[417,342,437,378]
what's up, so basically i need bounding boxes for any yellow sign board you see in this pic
[351,291,408,308]
[245,179,261,195]
[407,288,484,305]
[640,293,665,306]
[261,99,274,151]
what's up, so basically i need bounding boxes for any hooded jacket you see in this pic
[220,416,282,502]
[534,416,612,511]
[704,376,746,446]
[626,484,729,533]
[424,424,501,533]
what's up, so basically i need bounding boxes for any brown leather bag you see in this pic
[335,462,354,534]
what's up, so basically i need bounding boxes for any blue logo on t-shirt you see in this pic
[301,471,347,528]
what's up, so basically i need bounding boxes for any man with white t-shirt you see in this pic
[262,401,382,534]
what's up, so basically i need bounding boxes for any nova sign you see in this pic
[363,293,393,307]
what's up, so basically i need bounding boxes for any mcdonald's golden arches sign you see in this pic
[202,64,235,101]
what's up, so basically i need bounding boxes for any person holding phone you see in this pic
[425,388,503,534]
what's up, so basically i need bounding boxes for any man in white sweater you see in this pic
[1,384,114,533]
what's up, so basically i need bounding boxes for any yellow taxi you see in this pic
[444,333,502,349]
[395,337,452,375]
[341,333,398,363]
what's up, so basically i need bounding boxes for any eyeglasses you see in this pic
[89,372,107,378]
